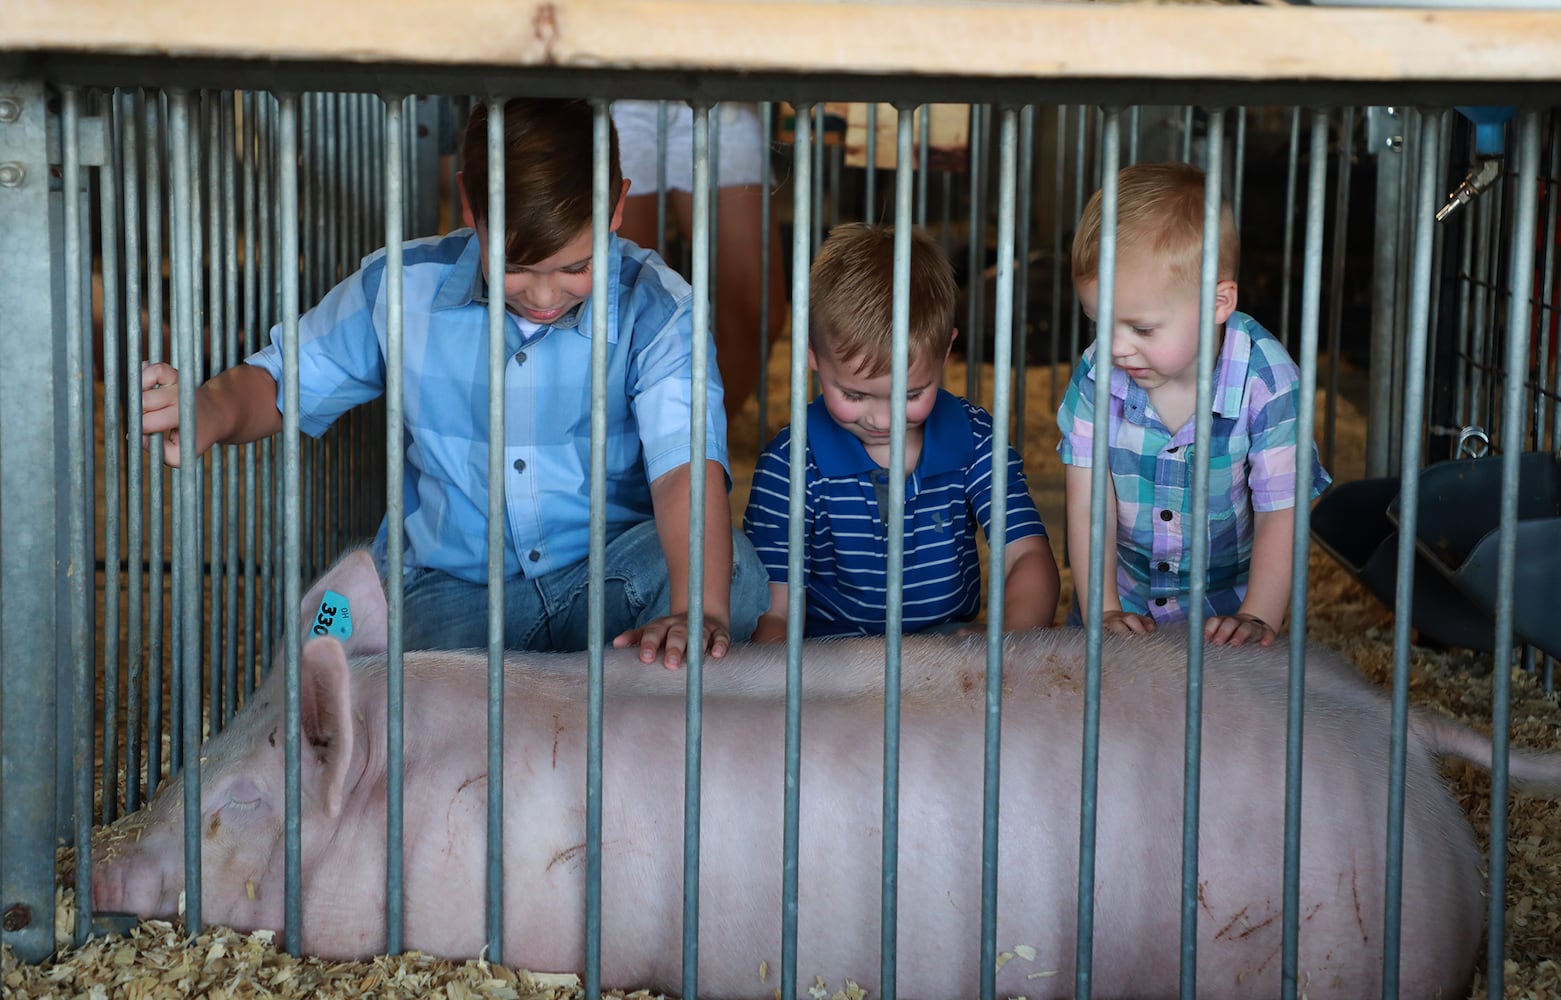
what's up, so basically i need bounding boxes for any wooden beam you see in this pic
[5,1,1561,84]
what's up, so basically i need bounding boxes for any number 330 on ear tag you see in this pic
[311,590,353,641]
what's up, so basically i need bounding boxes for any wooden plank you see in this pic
[5,1,1561,84]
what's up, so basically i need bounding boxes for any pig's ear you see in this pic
[300,637,356,819]
[299,548,389,659]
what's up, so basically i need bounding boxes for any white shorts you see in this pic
[612,101,766,194]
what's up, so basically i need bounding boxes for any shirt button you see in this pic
[1158,561,1170,572]
[1159,509,1173,522]
[514,351,527,364]
[528,549,541,562]
[1155,597,1167,607]
[513,458,526,473]
[1167,446,1179,453]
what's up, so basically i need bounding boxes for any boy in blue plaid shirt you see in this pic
[1057,162,1330,646]
[140,98,768,668]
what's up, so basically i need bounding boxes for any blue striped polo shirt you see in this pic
[743,389,1047,637]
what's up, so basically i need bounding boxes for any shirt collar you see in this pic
[807,388,974,478]
[1098,313,1255,425]
[432,227,612,339]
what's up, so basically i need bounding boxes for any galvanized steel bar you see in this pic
[965,103,986,405]
[879,126,913,1000]
[1127,105,1141,167]
[123,88,148,815]
[240,89,258,701]
[382,90,408,957]
[221,92,241,730]
[1013,104,1034,455]
[1367,108,1403,478]
[170,86,207,939]
[1323,107,1355,472]
[63,85,97,948]
[813,103,825,257]
[1484,109,1542,1000]
[1539,119,1560,450]
[1382,106,1446,998]
[145,91,167,801]
[1233,106,1247,231]
[1279,107,1301,350]
[865,102,878,219]
[978,103,1019,1000]
[709,104,722,361]
[916,105,929,229]
[206,91,228,740]
[0,76,63,963]
[278,89,305,956]
[585,99,614,1000]
[757,100,775,445]
[483,93,507,965]
[1070,105,1088,368]
[1179,106,1225,1000]
[1075,108,1121,1000]
[100,87,126,826]
[1281,108,1330,1000]
[258,93,278,688]
[779,102,814,1000]
[1051,104,1066,406]
[681,101,714,1000]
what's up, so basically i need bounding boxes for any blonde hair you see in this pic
[808,223,957,377]
[1071,162,1239,290]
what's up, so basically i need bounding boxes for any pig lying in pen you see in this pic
[92,551,1561,998]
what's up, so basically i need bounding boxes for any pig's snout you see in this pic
[90,817,183,920]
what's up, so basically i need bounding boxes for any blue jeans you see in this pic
[397,519,769,651]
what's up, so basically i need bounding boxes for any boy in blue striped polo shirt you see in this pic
[744,223,1061,640]
[139,97,768,668]
[1057,162,1330,646]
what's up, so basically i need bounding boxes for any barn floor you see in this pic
[4,350,1559,998]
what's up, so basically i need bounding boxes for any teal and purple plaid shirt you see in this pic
[1057,311,1330,623]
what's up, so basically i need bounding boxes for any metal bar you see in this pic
[1075,106,1121,1000]
[1382,106,1446,998]
[278,89,304,956]
[757,100,775,447]
[813,103,825,257]
[100,86,126,826]
[1281,108,1330,1000]
[123,87,148,814]
[382,89,408,957]
[779,102,814,1000]
[681,100,714,1000]
[1051,104,1066,406]
[1483,109,1542,1000]
[1324,107,1356,472]
[865,102,878,219]
[1179,106,1225,1000]
[221,92,241,729]
[1233,106,1247,231]
[483,93,507,965]
[240,89,258,701]
[916,105,929,228]
[145,91,167,801]
[978,102,1019,1000]
[879,108,914,1000]
[585,98,613,1000]
[1070,104,1088,369]
[1279,107,1301,350]
[1013,104,1034,454]
[966,103,986,405]
[206,90,228,740]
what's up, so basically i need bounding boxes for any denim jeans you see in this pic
[396,519,769,651]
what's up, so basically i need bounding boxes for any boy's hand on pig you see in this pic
[614,612,732,669]
[1204,612,1277,648]
[1101,609,1156,636]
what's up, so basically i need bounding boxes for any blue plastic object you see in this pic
[1455,106,1516,157]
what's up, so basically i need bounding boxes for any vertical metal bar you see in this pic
[382,90,408,957]
[1367,108,1404,478]
[0,76,64,963]
[170,86,206,939]
[259,93,277,685]
[1233,106,1247,231]
[62,85,97,947]
[865,102,878,220]
[1324,107,1356,472]
[780,99,814,1000]
[100,87,126,826]
[585,99,614,1000]
[221,93,241,728]
[1279,107,1302,350]
[206,90,227,740]
[916,104,929,229]
[966,103,985,404]
[123,88,147,814]
[1182,106,1194,163]
[483,93,507,965]
[709,104,722,358]
[1075,108,1121,1000]
[1013,104,1034,455]
[681,101,714,1000]
[879,112,915,1000]
[758,100,775,446]
[241,90,259,700]
[978,103,1019,1000]
[1281,108,1330,1000]
[1127,105,1141,167]
[813,103,825,256]
[1071,105,1088,368]
[1052,104,1067,405]
[1537,118,1560,450]
[1381,106,1446,998]
[277,90,304,956]
[145,91,167,800]
[1483,109,1542,1000]
[1179,107,1226,1000]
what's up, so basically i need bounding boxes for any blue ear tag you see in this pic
[310,590,354,641]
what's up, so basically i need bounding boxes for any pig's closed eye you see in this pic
[218,777,264,810]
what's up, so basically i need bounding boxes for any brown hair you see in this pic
[808,223,957,377]
[460,98,622,267]
[1071,161,1239,290]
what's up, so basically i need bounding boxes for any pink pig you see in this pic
[92,550,1561,997]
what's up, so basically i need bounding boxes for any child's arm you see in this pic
[1204,507,1294,647]
[615,459,736,669]
[750,583,792,643]
[141,361,281,468]
[1064,465,1155,634]
[1000,535,1060,630]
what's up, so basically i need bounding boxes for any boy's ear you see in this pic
[457,173,476,229]
[946,327,960,363]
[607,179,631,233]
[1213,279,1239,324]
[807,344,820,373]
